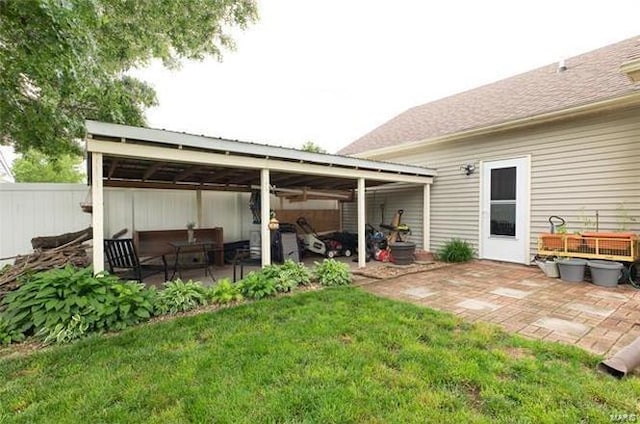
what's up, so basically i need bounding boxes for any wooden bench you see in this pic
[133,227,224,266]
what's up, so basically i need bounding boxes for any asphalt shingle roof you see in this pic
[339,36,640,155]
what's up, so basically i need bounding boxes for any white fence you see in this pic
[0,183,337,265]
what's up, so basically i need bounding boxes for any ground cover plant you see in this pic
[0,266,155,343]
[1,288,638,422]
[437,238,475,262]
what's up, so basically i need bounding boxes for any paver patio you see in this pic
[359,260,640,356]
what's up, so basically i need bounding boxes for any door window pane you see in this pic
[491,167,516,201]
[490,204,516,236]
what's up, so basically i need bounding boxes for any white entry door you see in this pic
[481,157,529,264]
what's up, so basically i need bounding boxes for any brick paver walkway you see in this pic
[361,260,640,356]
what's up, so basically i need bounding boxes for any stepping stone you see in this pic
[533,317,591,337]
[490,287,531,299]
[586,290,629,302]
[516,280,548,288]
[456,299,501,312]
[401,287,436,299]
[567,303,614,318]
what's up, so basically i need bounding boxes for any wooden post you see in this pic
[423,184,430,251]
[261,168,271,267]
[357,178,366,268]
[196,189,203,228]
[92,152,104,273]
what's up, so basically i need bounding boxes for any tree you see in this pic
[301,141,327,154]
[12,150,84,183]
[0,0,257,158]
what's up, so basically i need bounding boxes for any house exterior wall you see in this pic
[360,106,640,258]
[342,186,424,247]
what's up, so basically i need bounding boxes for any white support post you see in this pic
[260,168,271,267]
[196,189,203,228]
[91,152,105,273]
[423,184,430,251]
[357,178,366,268]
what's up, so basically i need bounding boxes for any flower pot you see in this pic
[389,242,416,265]
[588,260,623,287]
[557,258,587,282]
[536,260,559,278]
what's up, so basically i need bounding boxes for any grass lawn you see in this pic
[1,287,639,423]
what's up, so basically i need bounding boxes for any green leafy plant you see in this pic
[207,278,243,304]
[0,266,155,343]
[274,260,311,292]
[312,259,351,286]
[36,314,90,345]
[238,271,277,300]
[154,279,208,315]
[0,315,25,345]
[436,239,475,263]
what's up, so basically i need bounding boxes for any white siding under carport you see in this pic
[364,105,640,257]
[342,186,424,248]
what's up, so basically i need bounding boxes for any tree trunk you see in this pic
[31,226,93,250]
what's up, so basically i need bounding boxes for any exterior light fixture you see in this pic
[461,163,476,176]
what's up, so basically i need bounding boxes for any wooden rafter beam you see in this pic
[234,171,260,185]
[173,165,204,183]
[199,168,239,184]
[272,174,314,187]
[142,162,165,181]
[104,179,254,192]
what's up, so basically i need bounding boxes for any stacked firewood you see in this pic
[0,227,92,298]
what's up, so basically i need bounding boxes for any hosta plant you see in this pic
[0,265,155,343]
[238,271,277,300]
[154,279,208,315]
[207,279,243,304]
[274,260,311,292]
[312,259,351,286]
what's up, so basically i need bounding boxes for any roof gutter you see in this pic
[353,91,640,160]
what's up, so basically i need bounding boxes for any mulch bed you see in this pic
[352,261,451,280]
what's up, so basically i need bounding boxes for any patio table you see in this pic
[168,239,221,280]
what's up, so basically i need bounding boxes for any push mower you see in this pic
[296,217,351,258]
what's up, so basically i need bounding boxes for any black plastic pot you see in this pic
[390,242,416,265]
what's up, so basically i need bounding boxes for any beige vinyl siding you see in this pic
[368,106,640,257]
[341,187,424,247]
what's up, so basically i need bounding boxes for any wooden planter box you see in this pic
[539,233,581,251]
[581,232,636,257]
[538,232,639,262]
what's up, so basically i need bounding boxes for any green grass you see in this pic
[1,287,638,423]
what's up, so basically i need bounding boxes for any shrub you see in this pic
[154,279,208,315]
[274,260,311,292]
[1,266,155,343]
[207,278,243,304]
[437,238,475,263]
[313,259,351,286]
[238,271,277,300]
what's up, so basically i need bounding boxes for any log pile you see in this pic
[0,227,92,298]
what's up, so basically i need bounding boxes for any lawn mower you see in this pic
[296,217,350,258]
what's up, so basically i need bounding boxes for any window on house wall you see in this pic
[490,167,516,237]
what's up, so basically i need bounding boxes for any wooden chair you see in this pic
[104,238,168,283]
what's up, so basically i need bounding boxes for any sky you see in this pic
[2,0,639,168]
